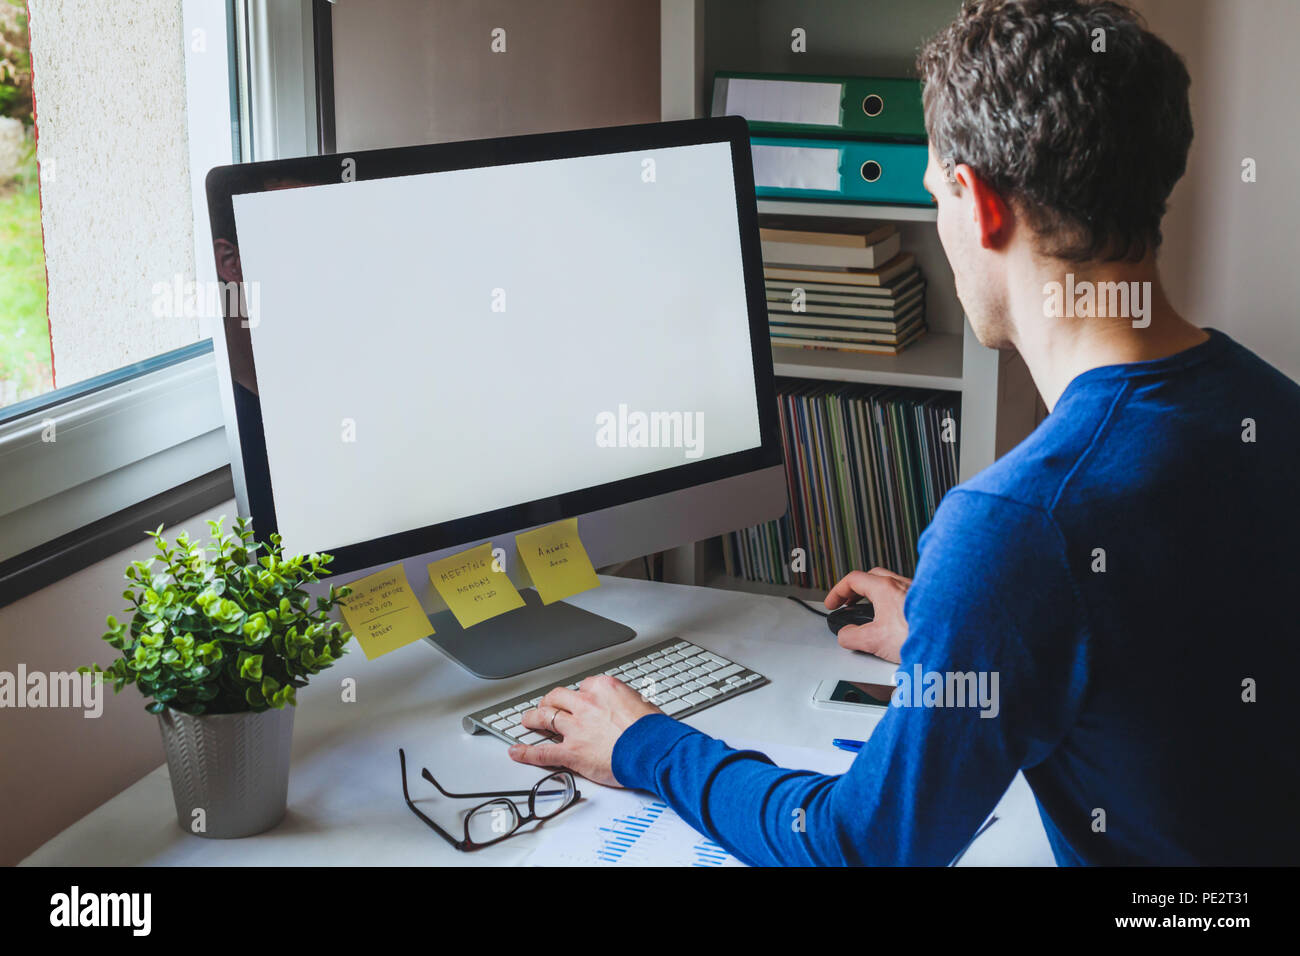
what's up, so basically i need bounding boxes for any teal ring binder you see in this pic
[750,136,935,206]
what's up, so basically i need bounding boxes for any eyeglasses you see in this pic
[398,748,580,851]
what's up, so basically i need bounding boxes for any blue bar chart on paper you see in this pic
[526,739,857,867]
[528,794,744,867]
[691,837,732,867]
[597,800,669,863]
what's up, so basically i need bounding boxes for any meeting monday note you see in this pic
[427,542,526,628]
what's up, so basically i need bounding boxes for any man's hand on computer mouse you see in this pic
[509,676,660,787]
[825,568,911,663]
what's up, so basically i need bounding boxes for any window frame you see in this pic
[0,0,329,607]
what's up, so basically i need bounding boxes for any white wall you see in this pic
[330,0,661,149]
[1136,0,1300,380]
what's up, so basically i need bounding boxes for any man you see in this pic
[509,0,1300,865]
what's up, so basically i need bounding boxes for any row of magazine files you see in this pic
[723,379,961,588]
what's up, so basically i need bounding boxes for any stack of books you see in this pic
[761,219,927,355]
[723,378,960,588]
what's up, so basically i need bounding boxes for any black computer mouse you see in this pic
[827,602,875,635]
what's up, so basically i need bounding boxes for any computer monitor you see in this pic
[205,116,785,678]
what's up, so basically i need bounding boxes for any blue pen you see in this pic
[832,738,865,753]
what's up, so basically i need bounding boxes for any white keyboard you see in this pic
[463,637,769,745]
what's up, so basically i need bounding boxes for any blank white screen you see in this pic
[231,141,762,556]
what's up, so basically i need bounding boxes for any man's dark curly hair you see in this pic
[917,0,1193,262]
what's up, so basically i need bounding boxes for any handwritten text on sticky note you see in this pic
[427,542,526,628]
[514,518,601,605]
[338,565,432,660]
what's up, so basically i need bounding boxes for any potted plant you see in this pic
[82,516,353,838]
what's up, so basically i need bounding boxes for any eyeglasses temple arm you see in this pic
[399,749,467,851]
[421,766,532,799]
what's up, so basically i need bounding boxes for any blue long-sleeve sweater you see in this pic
[612,330,1300,866]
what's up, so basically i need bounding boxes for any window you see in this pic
[0,0,324,603]
[0,0,46,405]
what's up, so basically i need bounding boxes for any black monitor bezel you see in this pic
[205,115,781,575]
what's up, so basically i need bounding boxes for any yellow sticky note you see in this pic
[427,542,526,628]
[338,565,432,660]
[514,518,601,605]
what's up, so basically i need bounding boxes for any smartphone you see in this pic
[811,678,895,714]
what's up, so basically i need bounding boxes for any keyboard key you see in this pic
[661,699,691,715]
[700,687,720,698]
[519,732,546,745]
[506,725,530,738]
[491,719,512,731]
[713,664,744,681]
[683,692,707,704]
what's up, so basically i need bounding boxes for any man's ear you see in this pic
[953,163,1013,250]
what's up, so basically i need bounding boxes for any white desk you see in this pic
[23,576,1054,866]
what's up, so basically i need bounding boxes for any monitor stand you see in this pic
[424,587,635,679]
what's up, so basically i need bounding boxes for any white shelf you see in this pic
[771,331,965,391]
[703,571,829,605]
[757,199,938,223]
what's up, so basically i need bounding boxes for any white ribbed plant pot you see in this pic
[158,706,295,839]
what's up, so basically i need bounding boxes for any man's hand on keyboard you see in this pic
[508,676,660,787]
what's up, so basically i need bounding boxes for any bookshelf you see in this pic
[656,0,1039,593]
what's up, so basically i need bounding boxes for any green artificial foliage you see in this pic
[81,517,353,716]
